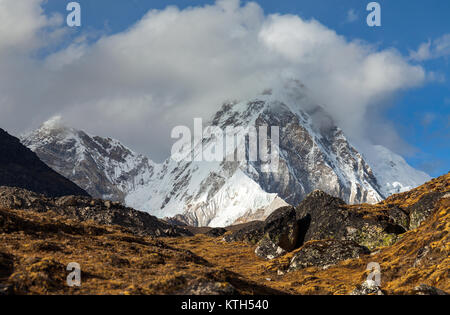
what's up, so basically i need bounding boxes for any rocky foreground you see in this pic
[0,173,449,295]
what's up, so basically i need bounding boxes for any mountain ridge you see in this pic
[20,86,430,227]
[21,116,158,203]
[0,128,89,198]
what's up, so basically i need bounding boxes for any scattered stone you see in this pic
[178,280,237,295]
[288,239,370,271]
[413,246,431,267]
[0,283,13,295]
[413,284,448,295]
[351,280,384,295]
[255,237,287,260]
[55,195,79,207]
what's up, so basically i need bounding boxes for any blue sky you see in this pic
[39,0,450,176]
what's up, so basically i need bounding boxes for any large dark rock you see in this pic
[288,239,370,271]
[0,129,89,198]
[255,206,299,260]
[408,192,446,229]
[223,221,266,245]
[385,206,410,231]
[295,190,405,250]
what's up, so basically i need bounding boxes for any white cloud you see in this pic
[0,0,428,160]
[410,34,450,61]
[0,0,64,54]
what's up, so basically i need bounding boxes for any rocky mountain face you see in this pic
[20,116,158,203]
[127,86,429,227]
[21,86,430,227]
[0,128,89,198]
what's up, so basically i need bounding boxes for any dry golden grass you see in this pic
[0,208,281,295]
[0,173,448,295]
[167,174,450,295]
[167,197,449,295]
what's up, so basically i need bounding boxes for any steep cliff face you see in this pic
[0,128,89,198]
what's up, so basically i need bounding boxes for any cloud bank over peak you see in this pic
[0,0,428,161]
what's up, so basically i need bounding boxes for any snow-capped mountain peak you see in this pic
[22,85,430,227]
[21,117,160,203]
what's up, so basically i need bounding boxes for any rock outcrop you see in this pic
[226,190,407,254]
[0,186,191,238]
[254,207,299,260]
[287,240,370,271]
[294,190,406,250]
[223,221,265,244]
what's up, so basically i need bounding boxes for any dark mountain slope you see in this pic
[0,128,89,198]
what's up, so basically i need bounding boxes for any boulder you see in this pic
[255,207,299,260]
[386,206,410,231]
[408,192,445,229]
[223,221,265,244]
[295,190,405,250]
[254,237,287,260]
[288,239,370,271]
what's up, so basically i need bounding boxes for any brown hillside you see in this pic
[0,173,448,295]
